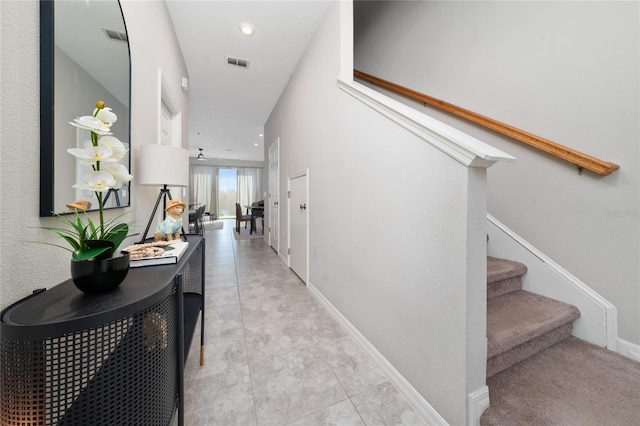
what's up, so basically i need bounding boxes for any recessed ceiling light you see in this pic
[259,133,263,137]
[239,23,254,36]
[254,143,259,146]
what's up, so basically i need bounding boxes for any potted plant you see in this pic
[41,101,135,293]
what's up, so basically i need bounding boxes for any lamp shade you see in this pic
[139,145,189,187]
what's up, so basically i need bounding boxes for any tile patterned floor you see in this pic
[183,220,427,425]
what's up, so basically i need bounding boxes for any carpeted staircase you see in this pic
[482,256,640,425]
[486,256,580,378]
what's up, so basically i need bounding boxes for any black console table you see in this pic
[0,235,205,426]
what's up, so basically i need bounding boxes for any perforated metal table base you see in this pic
[0,236,205,426]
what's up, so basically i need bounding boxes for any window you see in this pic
[189,165,263,219]
[217,168,237,218]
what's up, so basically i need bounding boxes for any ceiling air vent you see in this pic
[102,28,128,43]
[225,56,250,69]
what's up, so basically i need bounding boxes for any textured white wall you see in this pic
[0,0,64,306]
[354,0,640,345]
[0,1,189,307]
[265,4,488,424]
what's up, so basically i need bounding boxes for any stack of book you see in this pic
[129,241,189,268]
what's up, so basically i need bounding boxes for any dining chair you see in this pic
[196,205,206,233]
[188,209,197,232]
[235,203,254,233]
[189,205,205,234]
[251,201,264,234]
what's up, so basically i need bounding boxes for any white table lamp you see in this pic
[138,144,189,242]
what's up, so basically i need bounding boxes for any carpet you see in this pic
[206,220,223,230]
[481,336,640,425]
[483,257,640,424]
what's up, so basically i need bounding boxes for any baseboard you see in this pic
[307,281,448,426]
[617,338,640,362]
[468,386,490,426]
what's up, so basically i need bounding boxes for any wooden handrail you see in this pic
[354,69,619,176]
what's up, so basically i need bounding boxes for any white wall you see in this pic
[354,0,640,345]
[0,0,53,306]
[265,3,495,424]
[120,0,190,237]
[0,1,188,306]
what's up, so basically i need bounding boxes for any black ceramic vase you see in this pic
[70,251,131,294]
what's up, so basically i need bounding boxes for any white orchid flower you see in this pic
[68,141,117,166]
[72,170,116,193]
[101,163,132,189]
[69,116,112,135]
[99,136,127,161]
[41,101,134,262]
[94,107,117,126]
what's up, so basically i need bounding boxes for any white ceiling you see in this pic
[165,1,331,162]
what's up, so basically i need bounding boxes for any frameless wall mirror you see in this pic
[40,0,131,217]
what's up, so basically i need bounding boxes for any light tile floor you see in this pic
[183,219,427,425]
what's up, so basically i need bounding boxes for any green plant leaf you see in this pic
[73,246,113,261]
[86,215,98,237]
[25,240,73,253]
[102,223,129,252]
[33,210,137,258]
[39,227,82,250]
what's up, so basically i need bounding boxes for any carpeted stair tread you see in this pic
[487,256,527,284]
[487,322,573,378]
[487,290,580,359]
[487,256,527,299]
[482,336,640,425]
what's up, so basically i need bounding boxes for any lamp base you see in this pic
[139,186,186,243]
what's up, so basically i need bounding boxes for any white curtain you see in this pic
[190,165,262,219]
[189,164,217,217]
[237,168,263,208]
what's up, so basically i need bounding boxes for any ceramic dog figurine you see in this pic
[154,199,186,241]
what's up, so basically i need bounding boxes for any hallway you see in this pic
[183,220,427,425]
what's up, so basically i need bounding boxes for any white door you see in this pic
[289,172,308,283]
[268,139,280,253]
[160,102,171,145]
